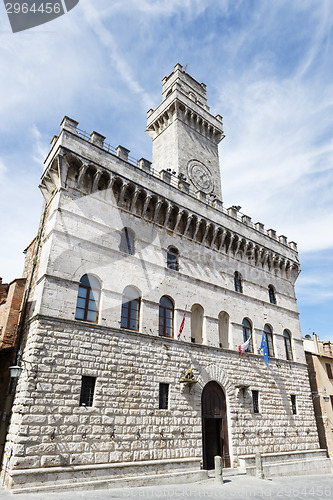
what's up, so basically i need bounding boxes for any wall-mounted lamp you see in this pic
[9,365,23,379]
[9,349,31,379]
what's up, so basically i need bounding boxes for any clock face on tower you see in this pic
[187,160,214,193]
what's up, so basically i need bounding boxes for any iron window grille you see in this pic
[79,376,96,407]
[291,394,297,415]
[252,390,259,413]
[159,383,169,410]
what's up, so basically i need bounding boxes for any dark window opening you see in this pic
[167,247,179,271]
[264,324,275,357]
[242,318,253,353]
[120,228,134,255]
[234,272,243,293]
[79,376,96,407]
[283,330,293,361]
[252,390,259,413]
[191,337,196,343]
[326,363,333,380]
[159,383,169,410]
[268,285,276,304]
[291,394,297,415]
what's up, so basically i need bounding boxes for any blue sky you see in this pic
[0,0,332,340]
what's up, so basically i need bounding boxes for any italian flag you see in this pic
[238,331,253,355]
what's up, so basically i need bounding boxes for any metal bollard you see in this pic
[214,455,223,484]
[255,452,265,479]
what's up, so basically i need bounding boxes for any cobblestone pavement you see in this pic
[1,474,333,500]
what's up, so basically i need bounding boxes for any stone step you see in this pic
[8,457,201,489]
[11,469,208,495]
[239,449,332,478]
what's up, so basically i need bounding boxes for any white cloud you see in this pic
[0,159,7,184]
[216,7,333,253]
[31,125,49,164]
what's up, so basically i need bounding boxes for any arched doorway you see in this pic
[201,381,230,469]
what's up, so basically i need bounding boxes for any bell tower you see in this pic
[146,63,225,201]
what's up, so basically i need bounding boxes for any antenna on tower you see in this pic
[183,64,188,73]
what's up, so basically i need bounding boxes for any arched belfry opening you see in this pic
[201,381,230,470]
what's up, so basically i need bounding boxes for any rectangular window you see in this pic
[79,376,96,407]
[159,383,169,410]
[325,363,333,380]
[252,390,259,413]
[330,395,333,410]
[291,394,297,415]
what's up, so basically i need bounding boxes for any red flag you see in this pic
[178,306,187,339]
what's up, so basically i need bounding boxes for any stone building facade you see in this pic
[0,64,330,491]
[304,334,333,458]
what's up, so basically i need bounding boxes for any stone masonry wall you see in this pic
[5,316,319,473]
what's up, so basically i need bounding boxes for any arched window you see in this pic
[234,272,243,293]
[167,246,179,271]
[75,275,101,323]
[218,311,230,349]
[268,285,276,304]
[159,296,174,338]
[121,286,141,331]
[191,304,204,344]
[283,330,293,360]
[242,318,254,353]
[264,324,274,357]
[120,227,135,255]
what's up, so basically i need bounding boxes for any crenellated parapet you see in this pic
[39,117,300,282]
[146,99,224,144]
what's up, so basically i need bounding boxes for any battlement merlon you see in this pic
[162,63,209,108]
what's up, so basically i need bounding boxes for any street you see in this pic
[1,474,333,500]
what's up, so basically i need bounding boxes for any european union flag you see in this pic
[260,332,269,366]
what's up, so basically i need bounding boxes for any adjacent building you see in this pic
[304,333,333,458]
[0,64,330,492]
[0,277,26,461]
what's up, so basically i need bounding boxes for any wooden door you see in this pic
[202,381,230,469]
